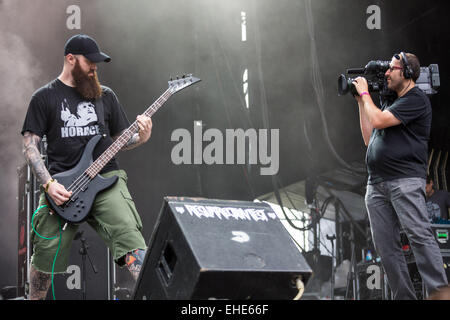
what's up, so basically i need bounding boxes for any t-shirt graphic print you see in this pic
[60,98,101,138]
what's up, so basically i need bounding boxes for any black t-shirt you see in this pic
[366,86,432,184]
[21,79,130,175]
[426,190,450,222]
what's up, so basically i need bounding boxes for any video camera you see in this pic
[338,60,440,99]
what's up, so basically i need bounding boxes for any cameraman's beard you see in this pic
[71,60,102,100]
[386,75,405,93]
[387,80,399,92]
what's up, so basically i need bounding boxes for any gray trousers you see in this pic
[365,177,448,300]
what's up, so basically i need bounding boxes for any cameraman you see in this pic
[352,52,448,299]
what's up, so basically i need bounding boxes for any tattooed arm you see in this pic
[22,132,52,185]
[22,131,71,205]
[115,115,152,151]
[24,135,54,300]
[117,132,141,151]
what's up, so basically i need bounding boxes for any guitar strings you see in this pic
[62,130,133,205]
[66,128,135,199]
[64,127,136,201]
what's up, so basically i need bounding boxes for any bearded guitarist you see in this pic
[21,34,151,300]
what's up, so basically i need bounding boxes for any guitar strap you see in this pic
[95,96,107,137]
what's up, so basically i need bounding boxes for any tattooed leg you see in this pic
[125,249,146,281]
[29,265,51,300]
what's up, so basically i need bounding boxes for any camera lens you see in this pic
[338,74,349,95]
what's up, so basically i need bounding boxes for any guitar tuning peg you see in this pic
[176,75,179,80]
[182,74,186,78]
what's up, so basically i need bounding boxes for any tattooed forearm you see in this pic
[22,132,51,185]
[117,132,142,151]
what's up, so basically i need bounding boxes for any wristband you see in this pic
[360,91,370,97]
[44,179,57,193]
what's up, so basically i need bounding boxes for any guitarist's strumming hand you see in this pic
[44,179,72,206]
[136,114,152,144]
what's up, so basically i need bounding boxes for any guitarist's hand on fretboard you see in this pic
[45,179,72,206]
[136,114,152,144]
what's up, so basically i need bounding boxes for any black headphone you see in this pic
[399,52,413,79]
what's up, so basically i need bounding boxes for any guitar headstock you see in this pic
[168,74,201,94]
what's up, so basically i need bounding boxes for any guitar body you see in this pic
[45,135,118,223]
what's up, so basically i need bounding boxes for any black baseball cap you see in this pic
[64,34,111,63]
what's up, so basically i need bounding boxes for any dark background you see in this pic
[1,0,449,291]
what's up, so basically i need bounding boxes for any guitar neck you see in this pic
[85,88,173,178]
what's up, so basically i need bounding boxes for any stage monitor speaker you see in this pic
[133,197,312,300]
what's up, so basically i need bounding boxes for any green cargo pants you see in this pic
[31,170,147,274]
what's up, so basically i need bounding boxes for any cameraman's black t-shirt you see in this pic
[366,86,431,184]
[21,79,130,176]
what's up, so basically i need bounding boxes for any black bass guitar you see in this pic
[46,74,201,223]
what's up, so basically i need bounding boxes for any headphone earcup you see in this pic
[404,66,412,79]
[401,52,412,79]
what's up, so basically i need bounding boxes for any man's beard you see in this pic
[71,59,102,100]
[387,78,401,92]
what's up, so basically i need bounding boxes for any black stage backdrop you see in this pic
[1,0,449,292]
